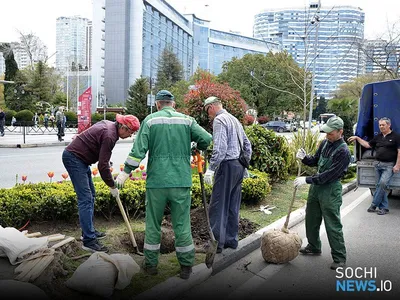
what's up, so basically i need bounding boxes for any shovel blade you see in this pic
[205,240,218,268]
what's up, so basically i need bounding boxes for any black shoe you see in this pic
[216,247,223,253]
[299,245,321,255]
[367,205,377,212]
[82,240,108,252]
[180,265,192,280]
[377,208,389,215]
[330,261,346,270]
[81,230,106,241]
[142,261,158,275]
[224,243,238,250]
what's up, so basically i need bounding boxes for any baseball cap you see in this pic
[321,116,344,133]
[116,114,140,132]
[204,96,220,107]
[155,90,175,101]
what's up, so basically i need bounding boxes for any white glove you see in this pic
[294,176,307,188]
[115,171,130,189]
[110,187,119,198]
[204,169,215,185]
[296,148,306,160]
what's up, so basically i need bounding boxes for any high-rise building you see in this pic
[56,16,89,71]
[92,0,278,106]
[254,3,365,98]
[364,39,400,75]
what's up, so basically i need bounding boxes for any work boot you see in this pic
[180,265,192,280]
[377,208,389,215]
[80,230,107,241]
[330,262,346,270]
[142,261,158,275]
[82,240,108,253]
[367,205,377,212]
[299,245,321,255]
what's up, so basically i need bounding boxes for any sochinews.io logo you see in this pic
[336,267,392,292]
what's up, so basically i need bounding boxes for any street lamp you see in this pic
[103,103,107,120]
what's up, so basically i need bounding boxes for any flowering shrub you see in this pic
[183,73,248,131]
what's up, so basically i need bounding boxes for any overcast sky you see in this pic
[1,0,399,60]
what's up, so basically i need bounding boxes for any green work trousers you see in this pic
[143,187,195,267]
[306,181,346,263]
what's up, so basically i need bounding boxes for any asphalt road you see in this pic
[0,143,144,188]
[177,188,400,300]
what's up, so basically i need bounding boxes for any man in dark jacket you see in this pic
[0,108,5,137]
[62,114,140,252]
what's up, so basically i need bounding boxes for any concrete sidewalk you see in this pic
[136,180,357,300]
[0,132,134,148]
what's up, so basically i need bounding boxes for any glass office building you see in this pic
[254,4,365,98]
[95,0,278,105]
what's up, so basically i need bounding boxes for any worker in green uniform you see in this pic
[294,116,351,270]
[116,90,212,279]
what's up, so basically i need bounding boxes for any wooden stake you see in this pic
[51,237,75,249]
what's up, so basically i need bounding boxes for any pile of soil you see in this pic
[132,207,258,253]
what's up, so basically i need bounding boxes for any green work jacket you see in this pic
[125,107,212,188]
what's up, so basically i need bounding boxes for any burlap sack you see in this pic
[261,229,302,264]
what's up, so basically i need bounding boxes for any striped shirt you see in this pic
[303,138,350,185]
[209,109,252,171]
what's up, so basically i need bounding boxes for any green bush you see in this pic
[241,170,271,205]
[287,129,321,176]
[105,112,117,121]
[15,110,34,123]
[0,171,270,227]
[245,124,290,182]
[4,109,17,124]
[64,111,77,122]
[91,113,103,123]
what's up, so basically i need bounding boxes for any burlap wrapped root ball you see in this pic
[261,229,302,264]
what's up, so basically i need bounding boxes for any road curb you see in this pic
[136,179,357,300]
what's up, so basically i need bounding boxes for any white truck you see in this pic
[354,79,400,195]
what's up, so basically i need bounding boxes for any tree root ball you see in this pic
[260,229,302,264]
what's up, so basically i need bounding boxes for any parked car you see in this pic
[285,121,297,132]
[261,121,287,133]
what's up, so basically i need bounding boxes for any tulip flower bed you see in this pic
[0,170,270,228]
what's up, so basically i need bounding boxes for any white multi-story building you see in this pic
[364,39,400,75]
[254,3,365,98]
[56,16,89,71]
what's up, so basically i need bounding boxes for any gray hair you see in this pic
[379,117,391,125]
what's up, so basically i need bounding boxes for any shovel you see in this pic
[195,151,218,268]
[115,193,144,256]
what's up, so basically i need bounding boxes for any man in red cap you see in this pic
[62,114,140,252]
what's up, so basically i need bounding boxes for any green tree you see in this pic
[328,98,358,140]
[218,52,305,117]
[169,80,190,110]
[312,96,327,119]
[27,61,53,104]
[155,46,184,91]
[125,77,150,122]
[1,44,19,109]
[0,75,5,107]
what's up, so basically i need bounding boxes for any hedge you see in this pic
[0,171,270,228]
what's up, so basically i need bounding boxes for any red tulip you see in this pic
[61,173,69,180]
[92,168,98,176]
[120,164,124,172]
[22,175,27,183]
[48,171,55,183]
[139,164,145,170]
[110,167,114,173]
